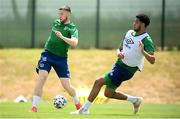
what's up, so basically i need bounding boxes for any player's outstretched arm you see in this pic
[61,36,78,47]
[53,30,78,47]
[142,51,155,64]
[139,41,155,64]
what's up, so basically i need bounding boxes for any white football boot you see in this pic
[70,107,90,115]
[133,97,143,114]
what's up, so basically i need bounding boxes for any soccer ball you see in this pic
[53,95,67,109]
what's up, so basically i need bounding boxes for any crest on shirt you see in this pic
[125,38,134,44]
[64,26,68,30]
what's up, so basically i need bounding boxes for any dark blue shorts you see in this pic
[36,50,70,78]
[104,63,134,90]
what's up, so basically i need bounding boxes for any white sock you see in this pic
[82,100,92,110]
[32,95,41,107]
[73,95,80,104]
[127,95,137,103]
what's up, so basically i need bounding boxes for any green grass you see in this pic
[0,102,180,119]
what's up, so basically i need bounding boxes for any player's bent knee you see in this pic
[104,91,113,98]
[61,83,73,92]
[104,90,114,98]
[62,83,70,90]
[94,78,104,87]
[38,71,48,81]
[39,77,47,81]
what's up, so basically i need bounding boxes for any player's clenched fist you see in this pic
[117,48,124,59]
[54,30,63,39]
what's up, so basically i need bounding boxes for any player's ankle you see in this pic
[127,95,137,103]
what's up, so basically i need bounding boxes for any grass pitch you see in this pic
[0,49,180,119]
[0,102,180,119]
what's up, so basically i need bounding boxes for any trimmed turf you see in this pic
[0,102,180,119]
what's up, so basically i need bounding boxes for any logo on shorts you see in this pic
[39,63,44,68]
[42,56,47,61]
[110,72,113,76]
[67,73,70,77]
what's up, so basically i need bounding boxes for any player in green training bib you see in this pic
[71,14,155,115]
[31,5,81,113]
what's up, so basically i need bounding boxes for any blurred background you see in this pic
[0,0,180,50]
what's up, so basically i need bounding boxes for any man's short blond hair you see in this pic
[59,5,71,13]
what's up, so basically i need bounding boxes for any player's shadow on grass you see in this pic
[98,113,138,117]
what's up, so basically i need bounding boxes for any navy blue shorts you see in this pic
[104,63,134,90]
[36,50,70,78]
